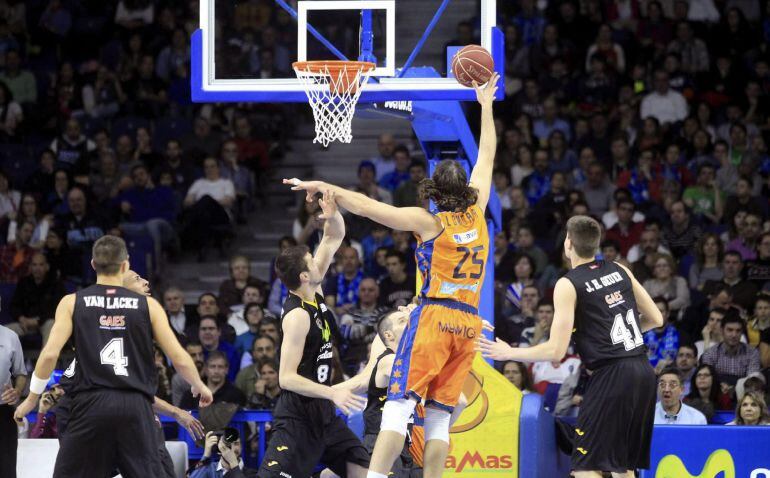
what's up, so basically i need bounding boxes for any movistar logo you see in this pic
[656,449,735,478]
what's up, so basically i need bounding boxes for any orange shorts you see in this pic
[386,299,481,411]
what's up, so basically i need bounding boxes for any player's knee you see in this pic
[380,398,416,435]
[423,407,451,443]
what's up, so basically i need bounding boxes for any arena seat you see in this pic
[17,439,188,478]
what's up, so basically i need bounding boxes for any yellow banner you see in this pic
[444,354,521,476]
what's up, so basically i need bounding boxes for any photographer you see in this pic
[189,428,256,478]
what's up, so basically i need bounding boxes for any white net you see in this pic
[293,61,375,147]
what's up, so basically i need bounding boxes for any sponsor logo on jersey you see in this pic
[267,461,278,467]
[576,447,588,455]
[106,289,116,294]
[438,321,476,338]
[279,472,293,478]
[604,291,625,308]
[83,296,139,310]
[584,271,624,293]
[99,315,126,329]
[439,281,479,295]
[452,229,479,245]
[276,446,288,451]
[317,342,333,361]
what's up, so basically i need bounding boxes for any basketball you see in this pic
[451,45,495,87]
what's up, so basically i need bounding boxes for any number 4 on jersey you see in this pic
[100,338,129,376]
[611,309,643,351]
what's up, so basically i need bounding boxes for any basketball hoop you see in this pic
[293,60,376,147]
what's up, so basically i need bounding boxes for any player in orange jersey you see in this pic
[285,72,498,478]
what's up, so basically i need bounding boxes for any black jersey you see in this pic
[273,292,336,423]
[67,285,156,399]
[363,349,394,435]
[564,260,646,369]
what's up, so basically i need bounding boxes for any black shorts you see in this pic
[363,434,422,478]
[53,389,161,478]
[572,355,656,473]
[258,415,369,478]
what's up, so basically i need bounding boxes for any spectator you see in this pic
[510,224,549,276]
[736,372,767,403]
[501,361,533,394]
[182,157,235,257]
[233,303,266,365]
[521,149,551,207]
[227,286,263,336]
[0,219,34,283]
[746,231,770,287]
[654,367,708,425]
[29,383,65,439]
[503,253,539,315]
[704,251,759,313]
[257,317,281,345]
[585,24,626,73]
[324,246,364,315]
[247,358,281,409]
[533,97,571,143]
[663,201,702,258]
[531,354,582,396]
[643,254,691,316]
[748,294,770,347]
[702,309,761,386]
[629,227,671,282]
[684,364,725,422]
[190,428,256,477]
[23,150,56,201]
[0,80,22,140]
[82,65,126,119]
[554,365,589,417]
[184,117,222,163]
[6,194,50,248]
[219,140,255,224]
[154,139,197,196]
[49,118,96,177]
[640,70,689,125]
[689,233,724,290]
[643,297,680,370]
[292,198,322,250]
[675,344,698,395]
[511,145,534,187]
[578,162,615,216]
[231,116,269,176]
[0,323,27,477]
[354,160,392,205]
[727,391,770,425]
[234,335,277,399]
[116,164,178,267]
[667,22,710,74]
[164,286,197,342]
[683,164,723,224]
[726,212,762,261]
[218,255,268,314]
[378,145,411,193]
[723,177,766,224]
[605,199,644,257]
[171,341,205,407]
[0,169,20,228]
[519,299,554,347]
[7,252,65,347]
[393,160,426,207]
[377,250,415,309]
[496,284,539,345]
[179,351,245,409]
[370,133,396,181]
[0,50,36,104]
[198,317,240,382]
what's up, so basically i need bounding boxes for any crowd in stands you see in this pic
[4,0,770,474]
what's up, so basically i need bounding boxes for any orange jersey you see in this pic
[416,204,489,309]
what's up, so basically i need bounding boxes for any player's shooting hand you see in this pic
[331,388,366,416]
[475,336,513,361]
[13,396,37,424]
[318,190,338,220]
[175,409,205,440]
[1,383,20,406]
[283,178,326,203]
[192,383,214,408]
[473,72,499,107]
[202,431,219,458]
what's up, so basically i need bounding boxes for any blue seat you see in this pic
[111,116,150,139]
[124,231,155,279]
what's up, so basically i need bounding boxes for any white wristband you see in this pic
[29,373,49,395]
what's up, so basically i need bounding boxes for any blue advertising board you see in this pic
[641,425,770,478]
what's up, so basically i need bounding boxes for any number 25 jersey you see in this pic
[564,260,646,369]
[68,285,156,399]
[416,205,489,309]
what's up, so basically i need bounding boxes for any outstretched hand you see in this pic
[475,336,514,361]
[473,72,499,107]
[283,178,325,203]
[318,190,338,220]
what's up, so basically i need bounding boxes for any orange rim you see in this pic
[292,60,376,74]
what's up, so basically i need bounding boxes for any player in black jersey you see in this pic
[478,216,663,478]
[259,190,369,478]
[14,235,214,478]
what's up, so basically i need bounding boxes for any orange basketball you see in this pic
[451,45,495,88]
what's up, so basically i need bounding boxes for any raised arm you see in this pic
[312,190,345,280]
[468,73,499,212]
[279,308,365,414]
[477,277,576,362]
[149,298,213,407]
[333,335,387,394]
[616,262,664,332]
[285,180,441,239]
[13,294,75,422]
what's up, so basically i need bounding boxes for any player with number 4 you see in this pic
[13,236,213,478]
[477,215,663,478]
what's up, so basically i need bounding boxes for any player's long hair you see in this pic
[420,160,478,212]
